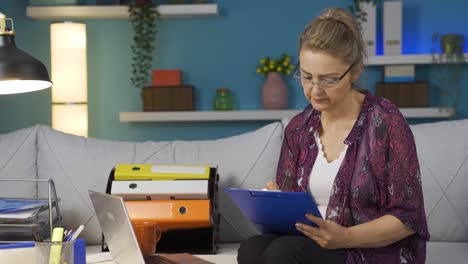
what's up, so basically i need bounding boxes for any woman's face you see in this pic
[297,49,360,112]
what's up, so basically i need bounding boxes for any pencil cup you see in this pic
[35,241,74,264]
[132,222,162,256]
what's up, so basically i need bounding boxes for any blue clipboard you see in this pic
[224,188,322,236]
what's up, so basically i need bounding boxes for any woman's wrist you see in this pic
[343,227,355,248]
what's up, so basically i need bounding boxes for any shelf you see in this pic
[119,107,454,122]
[120,110,300,122]
[366,54,468,65]
[26,4,219,20]
[399,107,454,118]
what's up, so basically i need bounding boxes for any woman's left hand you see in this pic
[295,214,351,249]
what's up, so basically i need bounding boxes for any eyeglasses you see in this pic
[293,63,354,90]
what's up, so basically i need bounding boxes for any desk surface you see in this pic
[87,244,238,264]
[87,252,236,264]
[0,244,238,264]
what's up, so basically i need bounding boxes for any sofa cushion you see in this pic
[411,119,468,242]
[0,125,39,198]
[36,122,284,244]
[36,125,174,244]
[170,121,284,242]
[426,242,468,264]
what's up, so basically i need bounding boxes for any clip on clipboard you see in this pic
[224,188,322,236]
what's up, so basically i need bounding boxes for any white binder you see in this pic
[360,2,377,56]
[384,0,402,55]
[111,180,209,200]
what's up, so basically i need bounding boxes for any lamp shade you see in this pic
[0,13,52,94]
[52,104,88,137]
[50,22,88,137]
[50,22,87,103]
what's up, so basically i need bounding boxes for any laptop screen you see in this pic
[88,190,145,264]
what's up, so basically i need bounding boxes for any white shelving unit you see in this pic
[366,54,468,65]
[120,107,454,122]
[26,5,459,122]
[26,4,219,20]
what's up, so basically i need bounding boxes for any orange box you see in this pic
[152,69,182,87]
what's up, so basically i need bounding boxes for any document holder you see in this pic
[104,165,220,254]
[0,178,62,243]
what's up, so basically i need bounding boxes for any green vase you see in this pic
[214,88,234,111]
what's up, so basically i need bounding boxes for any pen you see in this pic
[49,227,64,264]
[66,224,84,242]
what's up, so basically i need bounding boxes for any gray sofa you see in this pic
[1,119,467,263]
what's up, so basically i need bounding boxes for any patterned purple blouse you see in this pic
[276,91,430,263]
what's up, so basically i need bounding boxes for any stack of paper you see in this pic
[0,199,47,220]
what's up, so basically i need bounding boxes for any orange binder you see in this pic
[125,200,211,232]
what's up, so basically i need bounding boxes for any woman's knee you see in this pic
[262,236,345,264]
[237,234,278,264]
[261,236,309,264]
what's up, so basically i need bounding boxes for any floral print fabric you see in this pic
[276,91,429,263]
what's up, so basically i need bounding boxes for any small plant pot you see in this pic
[440,34,464,56]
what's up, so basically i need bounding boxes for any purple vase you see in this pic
[262,72,288,110]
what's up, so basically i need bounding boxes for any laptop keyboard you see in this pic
[144,255,161,264]
[144,255,177,264]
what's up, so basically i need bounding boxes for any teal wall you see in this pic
[0,0,467,141]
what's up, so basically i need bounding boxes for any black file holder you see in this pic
[103,166,219,254]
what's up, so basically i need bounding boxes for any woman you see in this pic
[237,7,429,264]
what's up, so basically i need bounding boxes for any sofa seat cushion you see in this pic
[426,242,468,264]
[0,125,39,198]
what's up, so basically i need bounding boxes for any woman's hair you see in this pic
[299,8,365,68]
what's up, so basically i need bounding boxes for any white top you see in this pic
[308,131,347,218]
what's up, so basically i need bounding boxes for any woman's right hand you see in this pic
[266,181,279,190]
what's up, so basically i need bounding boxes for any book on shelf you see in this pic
[360,2,377,56]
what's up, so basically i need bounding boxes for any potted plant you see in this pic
[128,0,159,90]
[431,33,465,116]
[255,54,295,110]
[348,0,381,29]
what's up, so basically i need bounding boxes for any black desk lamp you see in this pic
[0,12,52,95]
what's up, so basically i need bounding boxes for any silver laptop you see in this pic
[88,190,160,264]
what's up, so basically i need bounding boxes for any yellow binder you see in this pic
[114,164,210,180]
